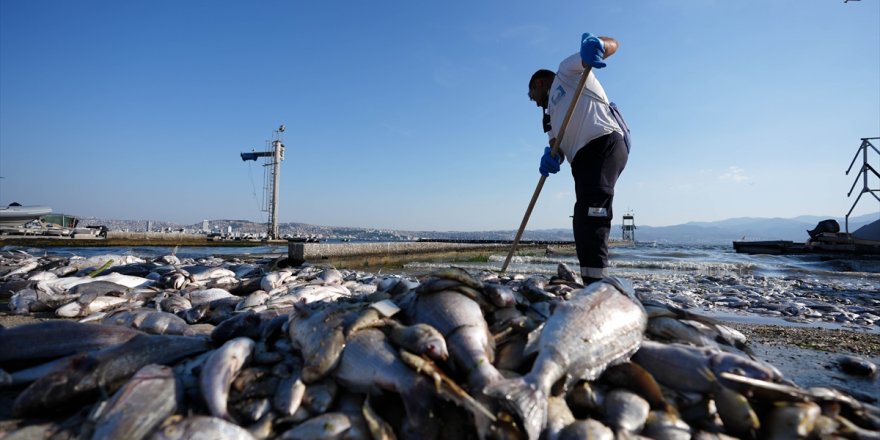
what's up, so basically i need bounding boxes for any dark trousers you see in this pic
[570,132,628,277]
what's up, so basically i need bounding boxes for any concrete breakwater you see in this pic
[288,241,555,268]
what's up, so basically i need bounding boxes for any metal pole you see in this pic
[270,139,282,239]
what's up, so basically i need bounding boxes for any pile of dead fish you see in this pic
[0,249,878,439]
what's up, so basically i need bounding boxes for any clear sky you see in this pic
[1,0,878,231]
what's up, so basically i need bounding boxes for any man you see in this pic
[528,33,626,284]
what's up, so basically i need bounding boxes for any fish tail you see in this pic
[484,377,547,440]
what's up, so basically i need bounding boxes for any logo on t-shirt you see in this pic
[550,85,566,106]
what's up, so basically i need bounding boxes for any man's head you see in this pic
[528,69,555,109]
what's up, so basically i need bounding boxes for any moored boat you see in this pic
[0,204,52,227]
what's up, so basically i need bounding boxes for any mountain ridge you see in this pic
[78,212,880,245]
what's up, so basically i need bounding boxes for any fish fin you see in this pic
[484,377,547,440]
[523,322,545,357]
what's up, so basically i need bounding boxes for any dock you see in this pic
[733,232,880,256]
[288,241,562,268]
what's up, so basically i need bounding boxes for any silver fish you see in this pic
[333,328,439,439]
[287,302,350,383]
[13,334,210,416]
[0,320,142,365]
[90,364,179,440]
[603,389,650,435]
[406,289,503,392]
[557,419,613,440]
[277,412,352,439]
[148,415,256,440]
[273,373,306,417]
[485,278,647,440]
[632,341,779,394]
[102,309,193,336]
[200,337,255,420]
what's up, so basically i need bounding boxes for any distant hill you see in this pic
[630,212,879,244]
[78,212,880,245]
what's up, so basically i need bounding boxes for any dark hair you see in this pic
[529,69,555,88]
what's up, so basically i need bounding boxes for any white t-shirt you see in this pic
[546,53,621,163]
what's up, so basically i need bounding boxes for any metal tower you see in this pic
[621,211,636,242]
[241,125,285,239]
[845,137,880,233]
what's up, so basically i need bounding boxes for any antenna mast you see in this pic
[241,125,285,239]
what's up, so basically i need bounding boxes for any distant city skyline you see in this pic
[1,1,878,230]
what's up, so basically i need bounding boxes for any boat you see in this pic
[0,204,106,239]
[0,204,52,227]
[732,229,880,255]
[734,137,880,256]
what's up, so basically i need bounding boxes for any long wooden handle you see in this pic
[500,66,593,273]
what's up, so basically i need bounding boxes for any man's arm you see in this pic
[599,36,618,59]
[581,34,618,68]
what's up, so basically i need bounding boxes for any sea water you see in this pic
[17,241,880,281]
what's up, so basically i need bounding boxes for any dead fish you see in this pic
[237,290,270,311]
[641,411,691,440]
[260,270,293,292]
[301,379,339,415]
[69,280,131,298]
[188,288,235,306]
[13,334,210,416]
[383,320,449,361]
[288,302,350,383]
[632,341,779,394]
[90,364,179,440]
[837,355,878,377]
[483,283,517,309]
[333,328,439,440]
[557,419,613,440]
[271,284,352,307]
[102,309,193,336]
[603,388,650,435]
[428,266,484,290]
[211,311,265,344]
[55,295,130,318]
[1,259,39,280]
[763,401,822,440]
[555,262,583,286]
[229,398,272,425]
[182,265,237,284]
[484,278,647,440]
[0,320,142,366]
[273,373,307,417]
[200,337,255,420]
[316,267,344,285]
[160,295,192,314]
[406,288,504,392]
[277,412,352,439]
[599,362,672,414]
[149,415,256,440]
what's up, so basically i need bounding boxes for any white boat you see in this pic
[0,204,53,228]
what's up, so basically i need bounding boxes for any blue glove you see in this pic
[539,146,563,177]
[580,32,606,68]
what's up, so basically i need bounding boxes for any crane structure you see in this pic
[844,137,880,234]
[241,125,286,240]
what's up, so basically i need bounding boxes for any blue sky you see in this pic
[1,0,878,231]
